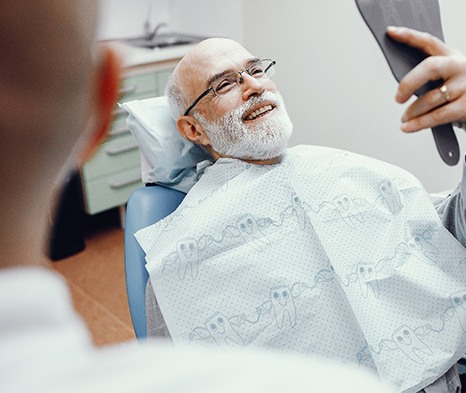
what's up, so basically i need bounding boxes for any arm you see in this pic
[434,158,466,247]
[386,26,466,133]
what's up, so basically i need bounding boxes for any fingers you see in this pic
[395,56,447,103]
[400,77,466,132]
[401,99,463,132]
[386,26,450,57]
[400,81,452,123]
[387,27,466,132]
[387,27,456,103]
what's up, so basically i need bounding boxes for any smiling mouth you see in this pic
[243,104,275,121]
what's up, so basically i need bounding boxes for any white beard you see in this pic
[194,91,293,161]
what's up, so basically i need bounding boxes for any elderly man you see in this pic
[0,2,398,393]
[136,37,466,393]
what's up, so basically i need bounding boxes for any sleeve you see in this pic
[145,279,171,338]
[434,156,466,247]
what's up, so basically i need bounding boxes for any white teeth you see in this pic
[246,105,273,120]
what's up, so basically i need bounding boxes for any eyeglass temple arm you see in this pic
[184,88,213,116]
[264,60,276,73]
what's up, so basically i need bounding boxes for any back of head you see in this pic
[0,0,100,266]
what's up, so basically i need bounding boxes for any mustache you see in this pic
[237,91,282,118]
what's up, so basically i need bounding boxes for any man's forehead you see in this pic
[178,39,255,90]
[195,37,251,59]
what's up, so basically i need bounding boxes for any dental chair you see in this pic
[124,184,185,339]
[121,96,210,339]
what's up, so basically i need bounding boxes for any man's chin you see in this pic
[236,142,289,161]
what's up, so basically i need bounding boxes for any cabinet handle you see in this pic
[109,174,141,189]
[105,142,139,155]
[113,107,127,117]
[119,84,136,95]
[109,127,130,137]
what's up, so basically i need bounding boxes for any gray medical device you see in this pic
[355,0,460,166]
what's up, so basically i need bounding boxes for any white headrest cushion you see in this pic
[120,96,212,193]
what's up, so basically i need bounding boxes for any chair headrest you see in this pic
[120,96,212,193]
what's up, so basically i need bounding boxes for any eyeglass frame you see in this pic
[183,58,276,116]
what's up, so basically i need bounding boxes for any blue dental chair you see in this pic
[124,184,185,339]
[121,96,208,339]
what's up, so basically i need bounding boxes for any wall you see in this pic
[242,0,466,192]
[167,0,243,42]
[98,0,170,40]
[97,0,242,42]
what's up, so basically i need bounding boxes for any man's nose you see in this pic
[240,73,265,101]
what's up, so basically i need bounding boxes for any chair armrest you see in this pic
[124,185,185,339]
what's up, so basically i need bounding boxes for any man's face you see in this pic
[180,39,293,160]
[195,90,293,160]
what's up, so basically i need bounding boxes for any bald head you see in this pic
[0,0,120,267]
[0,0,97,144]
[176,38,252,89]
[0,0,99,188]
[167,38,254,118]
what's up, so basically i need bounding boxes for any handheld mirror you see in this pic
[355,0,460,166]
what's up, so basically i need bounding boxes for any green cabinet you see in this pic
[81,64,176,215]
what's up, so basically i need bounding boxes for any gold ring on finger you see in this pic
[439,84,451,102]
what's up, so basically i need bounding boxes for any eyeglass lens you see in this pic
[212,59,275,95]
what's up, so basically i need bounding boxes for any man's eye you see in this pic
[216,79,234,92]
[249,66,264,76]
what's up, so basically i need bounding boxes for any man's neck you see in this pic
[242,155,283,165]
[209,148,284,166]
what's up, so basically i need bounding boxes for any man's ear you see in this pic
[81,46,121,162]
[176,116,211,146]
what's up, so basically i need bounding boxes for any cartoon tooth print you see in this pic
[176,237,200,280]
[392,325,432,364]
[205,312,244,348]
[378,179,403,214]
[357,262,379,298]
[450,289,466,332]
[404,233,439,265]
[270,285,297,330]
[356,343,372,365]
[236,214,271,252]
[291,194,309,230]
[333,194,364,228]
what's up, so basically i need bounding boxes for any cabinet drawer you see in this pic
[83,166,143,215]
[119,72,157,100]
[82,134,141,181]
[108,115,131,138]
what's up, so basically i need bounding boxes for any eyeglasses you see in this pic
[183,58,276,116]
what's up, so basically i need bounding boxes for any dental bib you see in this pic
[136,145,466,393]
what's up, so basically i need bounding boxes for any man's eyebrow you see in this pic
[205,57,260,88]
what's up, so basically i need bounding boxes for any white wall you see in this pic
[168,0,243,42]
[97,0,242,42]
[98,0,170,40]
[243,0,466,192]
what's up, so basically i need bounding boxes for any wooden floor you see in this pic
[47,209,136,346]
